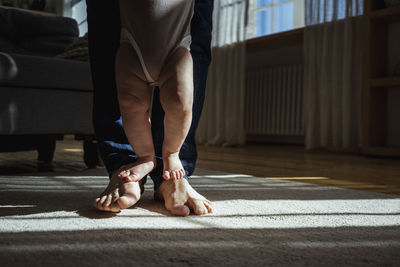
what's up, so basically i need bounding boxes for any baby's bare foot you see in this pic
[162,152,185,180]
[118,156,156,182]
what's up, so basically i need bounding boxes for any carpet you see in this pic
[0,167,399,266]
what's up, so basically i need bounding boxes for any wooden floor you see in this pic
[197,144,400,195]
[0,136,399,195]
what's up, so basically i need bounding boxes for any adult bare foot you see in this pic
[94,170,144,212]
[155,178,213,216]
[163,152,185,180]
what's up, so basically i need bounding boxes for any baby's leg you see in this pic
[158,47,194,180]
[115,43,156,182]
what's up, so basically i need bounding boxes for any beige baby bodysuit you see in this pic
[119,0,195,86]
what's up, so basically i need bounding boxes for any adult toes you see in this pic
[103,194,113,207]
[94,197,109,211]
[191,200,208,215]
[108,192,122,213]
[179,169,185,179]
[111,190,120,203]
[99,195,107,206]
[94,198,103,211]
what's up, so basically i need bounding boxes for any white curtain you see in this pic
[196,0,247,146]
[303,0,363,151]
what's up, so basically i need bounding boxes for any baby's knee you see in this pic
[163,91,192,117]
[118,92,150,115]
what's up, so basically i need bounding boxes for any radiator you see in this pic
[245,64,304,136]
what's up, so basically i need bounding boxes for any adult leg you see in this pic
[151,0,214,215]
[86,0,144,212]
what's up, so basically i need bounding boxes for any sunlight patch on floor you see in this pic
[266,177,330,180]
[1,171,399,233]
[0,205,36,208]
[191,174,253,179]
[266,176,400,194]
[1,199,399,232]
[63,148,84,152]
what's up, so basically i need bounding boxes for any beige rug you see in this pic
[0,166,399,266]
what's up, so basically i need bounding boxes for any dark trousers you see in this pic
[85,0,214,190]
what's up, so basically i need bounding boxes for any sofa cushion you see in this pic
[0,7,78,56]
[0,7,78,37]
[18,35,77,57]
[0,53,92,91]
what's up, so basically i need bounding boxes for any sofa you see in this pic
[0,7,97,169]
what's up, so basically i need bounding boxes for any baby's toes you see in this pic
[179,169,185,179]
[118,169,130,179]
[171,170,178,180]
[163,170,171,180]
[176,170,182,180]
[118,170,139,182]
[125,174,140,182]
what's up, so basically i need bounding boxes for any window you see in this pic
[246,0,305,39]
[63,0,87,36]
[71,0,87,36]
